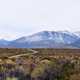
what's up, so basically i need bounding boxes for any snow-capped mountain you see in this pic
[74,31,80,37]
[0,31,80,48]
[13,31,78,44]
[7,31,80,48]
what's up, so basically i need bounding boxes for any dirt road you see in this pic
[9,49,38,58]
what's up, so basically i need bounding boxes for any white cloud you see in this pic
[0,0,80,39]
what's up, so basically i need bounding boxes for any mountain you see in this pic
[71,38,80,48]
[0,39,9,47]
[7,31,79,48]
[74,31,80,37]
[0,31,80,48]
[13,31,78,43]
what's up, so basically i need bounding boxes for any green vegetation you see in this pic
[0,48,80,80]
[6,77,18,80]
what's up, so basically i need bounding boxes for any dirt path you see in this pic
[9,49,38,58]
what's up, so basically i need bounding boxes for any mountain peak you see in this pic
[0,31,80,48]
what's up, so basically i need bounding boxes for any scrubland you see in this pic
[0,48,80,80]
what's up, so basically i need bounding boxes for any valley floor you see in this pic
[0,48,80,80]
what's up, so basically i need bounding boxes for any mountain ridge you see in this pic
[0,31,80,48]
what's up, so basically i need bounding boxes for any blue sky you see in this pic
[0,0,80,40]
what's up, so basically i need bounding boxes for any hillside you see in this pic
[0,31,80,48]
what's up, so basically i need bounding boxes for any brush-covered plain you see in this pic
[0,48,80,80]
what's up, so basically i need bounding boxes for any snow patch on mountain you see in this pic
[0,30,80,48]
